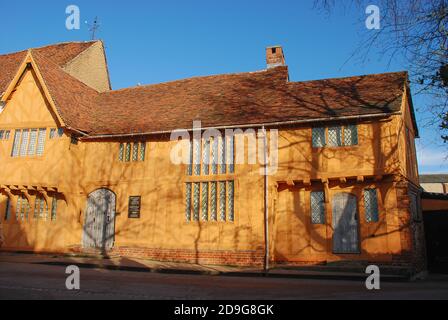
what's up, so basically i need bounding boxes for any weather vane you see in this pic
[86,16,100,40]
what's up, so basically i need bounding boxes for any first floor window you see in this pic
[310,191,326,224]
[364,189,379,223]
[312,127,326,147]
[119,142,146,162]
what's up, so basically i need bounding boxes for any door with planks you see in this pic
[82,189,116,251]
[332,193,360,254]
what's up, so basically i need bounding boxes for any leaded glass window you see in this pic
[219,136,226,174]
[328,127,342,147]
[19,129,29,157]
[57,128,64,137]
[139,142,146,161]
[36,128,46,156]
[17,195,29,221]
[0,130,4,139]
[211,137,218,174]
[4,130,10,140]
[119,143,124,161]
[185,183,192,222]
[132,142,139,161]
[311,191,325,224]
[210,182,217,221]
[51,197,58,221]
[187,140,193,176]
[193,138,201,176]
[193,183,200,221]
[5,197,11,220]
[27,129,37,156]
[219,181,226,221]
[312,127,326,147]
[11,130,21,157]
[202,138,210,175]
[201,182,209,221]
[16,195,21,220]
[228,135,235,174]
[344,125,358,146]
[125,143,131,162]
[228,181,234,222]
[364,189,379,223]
[49,128,56,139]
[34,196,48,221]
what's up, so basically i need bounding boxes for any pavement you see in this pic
[0,251,413,282]
[1,256,448,299]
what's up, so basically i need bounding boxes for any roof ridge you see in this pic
[290,70,409,85]
[102,67,285,95]
[0,40,99,58]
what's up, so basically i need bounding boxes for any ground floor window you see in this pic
[364,189,379,223]
[4,197,11,220]
[34,196,48,221]
[185,181,235,223]
[310,191,326,224]
[16,195,30,221]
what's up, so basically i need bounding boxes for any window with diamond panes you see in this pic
[4,197,11,220]
[344,125,358,146]
[193,183,200,221]
[139,142,146,161]
[36,129,46,156]
[185,183,192,221]
[219,181,226,221]
[132,143,139,161]
[125,143,131,162]
[34,196,48,221]
[119,143,124,161]
[201,182,209,221]
[364,189,379,223]
[312,127,326,147]
[228,181,235,222]
[210,182,217,221]
[16,195,30,221]
[11,130,20,157]
[12,128,45,157]
[328,127,342,147]
[51,197,58,221]
[311,191,325,224]
[202,139,210,175]
[27,129,38,156]
[19,129,29,157]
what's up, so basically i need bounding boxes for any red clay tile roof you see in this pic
[0,41,98,95]
[88,68,407,135]
[1,41,412,137]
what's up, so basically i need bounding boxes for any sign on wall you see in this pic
[128,196,141,219]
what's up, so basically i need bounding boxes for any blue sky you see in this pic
[1,0,446,173]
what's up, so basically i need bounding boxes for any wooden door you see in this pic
[332,193,360,254]
[82,189,116,251]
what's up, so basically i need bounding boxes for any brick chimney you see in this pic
[266,46,286,69]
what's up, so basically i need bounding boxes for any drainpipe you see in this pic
[262,126,269,273]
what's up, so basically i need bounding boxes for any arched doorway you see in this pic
[82,189,116,251]
[332,193,360,254]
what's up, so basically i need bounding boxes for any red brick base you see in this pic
[71,246,265,267]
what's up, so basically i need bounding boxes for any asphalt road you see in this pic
[0,261,448,300]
